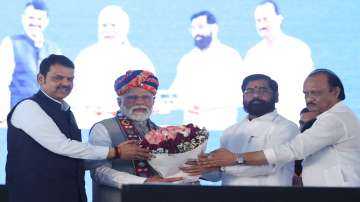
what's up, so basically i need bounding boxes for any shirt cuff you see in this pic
[119,175,147,188]
[96,145,111,159]
[135,176,147,184]
[263,148,277,164]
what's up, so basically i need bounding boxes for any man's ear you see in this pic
[278,14,284,22]
[210,24,219,36]
[332,86,341,99]
[43,17,49,30]
[274,92,279,103]
[37,73,44,84]
[117,96,122,107]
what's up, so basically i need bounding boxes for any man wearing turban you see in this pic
[86,70,181,202]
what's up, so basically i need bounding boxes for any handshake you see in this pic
[106,140,184,183]
[181,148,241,176]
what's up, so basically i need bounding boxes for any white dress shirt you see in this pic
[88,122,147,188]
[265,101,360,186]
[10,91,108,159]
[169,39,243,130]
[203,110,298,186]
[244,33,313,123]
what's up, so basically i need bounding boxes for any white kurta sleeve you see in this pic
[201,169,222,182]
[11,100,109,159]
[222,164,278,177]
[269,113,345,164]
[223,120,298,177]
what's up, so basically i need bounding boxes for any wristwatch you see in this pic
[235,153,245,164]
[220,153,245,172]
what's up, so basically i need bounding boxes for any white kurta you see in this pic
[265,102,360,187]
[203,110,298,186]
[67,42,155,128]
[170,40,243,130]
[244,34,314,123]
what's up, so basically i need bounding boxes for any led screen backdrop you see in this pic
[0,0,359,200]
[1,0,359,123]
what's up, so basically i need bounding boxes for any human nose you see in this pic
[35,18,41,24]
[190,29,198,38]
[251,91,261,98]
[256,20,264,28]
[30,17,41,26]
[304,93,315,103]
[61,78,73,87]
[134,97,145,104]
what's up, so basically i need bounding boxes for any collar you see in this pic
[208,38,221,47]
[317,101,344,119]
[40,90,70,111]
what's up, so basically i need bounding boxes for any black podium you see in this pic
[0,185,7,202]
[122,184,360,202]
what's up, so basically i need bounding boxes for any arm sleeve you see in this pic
[222,164,277,177]
[11,100,109,159]
[225,122,298,177]
[168,57,185,94]
[88,122,146,188]
[0,37,14,124]
[267,114,345,164]
[201,169,222,182]
[224,50,244,107]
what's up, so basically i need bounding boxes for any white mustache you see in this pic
[129,105,149,113]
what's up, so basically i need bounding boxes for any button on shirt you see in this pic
[203,110,299,186]
[265,102,360,186]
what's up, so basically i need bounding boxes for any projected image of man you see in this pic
[68,5,155,129]
[0,0,60,125]
[169,10,243,130]
[243,0,314,123]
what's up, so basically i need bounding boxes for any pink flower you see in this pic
[163,126,178,140]
[165,125,190,138]
[145,130,165,144]
[140,124,208,153]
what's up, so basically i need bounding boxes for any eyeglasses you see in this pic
[124,95,154,102]
[244,87,272,96]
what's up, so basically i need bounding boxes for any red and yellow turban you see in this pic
[114,70,159,96]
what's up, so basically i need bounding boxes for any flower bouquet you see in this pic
[140,124,208,182]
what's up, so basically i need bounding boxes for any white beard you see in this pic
[122,104,151,121]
